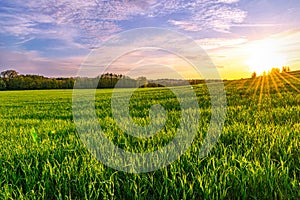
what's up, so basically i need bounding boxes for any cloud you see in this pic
[0,49,83,77]
[0,0,247,48]
[196,37,248,50]
[168,1,246,32]
[0,0,148,48]
[218,0,239,3]
[196,29,300,79]
[168,20,202,31]
[256,29,300,66]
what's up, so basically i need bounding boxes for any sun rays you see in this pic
[226,70,300,110]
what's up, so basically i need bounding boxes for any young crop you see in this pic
[0,72,299,199]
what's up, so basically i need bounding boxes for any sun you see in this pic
[245,40,286,75]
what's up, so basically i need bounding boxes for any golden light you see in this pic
[245,40,286,75]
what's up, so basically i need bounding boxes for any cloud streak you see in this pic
[168,1,246,32]
[0,0,247,48]
[0,49,83,77]
[196,37,248,50]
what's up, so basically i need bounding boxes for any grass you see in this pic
[0,71,300,199]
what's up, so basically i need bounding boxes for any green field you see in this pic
[0,72,300,199]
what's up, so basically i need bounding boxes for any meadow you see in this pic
[0,71,299,199]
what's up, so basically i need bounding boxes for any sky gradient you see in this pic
[0,0,300,79]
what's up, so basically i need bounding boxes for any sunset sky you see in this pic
[0,0,300,79]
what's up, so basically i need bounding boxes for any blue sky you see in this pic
[0,0,300,79]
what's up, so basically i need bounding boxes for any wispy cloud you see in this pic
[168,0,246,32]
[3,0,299,79]
[196,37,248,50]
[0,49,83,77]
[199,29,300,79]
[218,0,239,3]
[0,0,247,48]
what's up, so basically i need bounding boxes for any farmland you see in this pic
[0,71,300,199]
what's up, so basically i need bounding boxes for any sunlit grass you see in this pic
[276,72,300,93]
[0,71,299,199]
[269,73,282,98]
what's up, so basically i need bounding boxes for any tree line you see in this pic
[0,69,220,91]
[0,70,75,90]
[0,70,148,90]
[251,66,291,78]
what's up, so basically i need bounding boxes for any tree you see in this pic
[0,79,6,90]
[136,76,148,87]
[251,72,257,79]
[282,66,291,73]
[270,68,280,75]
[0,70,19,79]
[0,70,142,90]
[263,71,267,76]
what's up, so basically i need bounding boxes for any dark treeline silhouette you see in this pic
[0,70,140,90]
[0,70,75,90]
[0,69,222,91]
[75,73,140,89]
